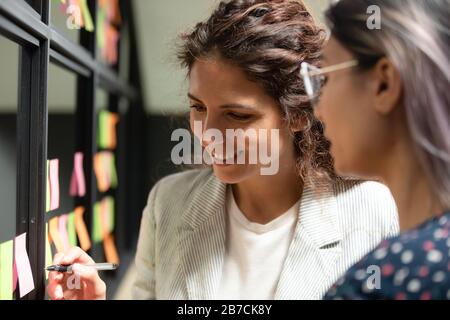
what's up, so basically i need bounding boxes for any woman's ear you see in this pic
[372,57,403,115]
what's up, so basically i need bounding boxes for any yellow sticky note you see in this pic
[0,240,14,300]
[80,0,94,32]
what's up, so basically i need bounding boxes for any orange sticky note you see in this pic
[49,217,65,253]
[74,207,91,251]
[103,234,119,264]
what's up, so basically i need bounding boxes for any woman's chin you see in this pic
[212,164,250,184]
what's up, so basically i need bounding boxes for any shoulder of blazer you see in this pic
[148,168,226,227]
[331,179,399,237]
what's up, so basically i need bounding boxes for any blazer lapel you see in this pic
[178,171,227,300]
[275,181,343,300]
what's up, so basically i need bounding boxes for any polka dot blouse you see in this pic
[324,211,450,300]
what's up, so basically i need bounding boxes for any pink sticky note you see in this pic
[70,169,77,196]
[13,260,18,292]
[58,214,70,251]
[14,233,35,298]
[75,152,86,196]
[70,152,86,197]
[49,159,60,211]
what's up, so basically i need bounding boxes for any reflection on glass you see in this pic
[0,37,19,243]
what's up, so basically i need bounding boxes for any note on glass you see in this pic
[74,207,91,251]
[0,240,14,300]
[92,202,103,243]
[96,7,106,49]
[94,151,119,192]
[67,212,77,247]
[49,216,65,253]
[46,160,51,212]
[14,233,35,298]
[103,196,115,234]
[98,110,119,149]
[49,159,60,211]
[79,0,94,32]
[70,152,86,197]
[103,234,119,264]
[58,214,70,252]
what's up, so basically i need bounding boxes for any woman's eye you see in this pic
[190,105,206,113]
[227,112,253,121]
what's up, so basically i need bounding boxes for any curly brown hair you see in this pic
[177,0,337,186]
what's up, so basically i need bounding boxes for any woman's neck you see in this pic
[232,162,303,225]
[383,144,444,232]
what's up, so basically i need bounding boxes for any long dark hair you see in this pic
[178,0,337,186]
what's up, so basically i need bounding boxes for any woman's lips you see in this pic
[211,150,245,165]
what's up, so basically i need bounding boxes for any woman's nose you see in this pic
[200,119,225,149]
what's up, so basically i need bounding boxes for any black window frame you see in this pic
[0,0,147,300]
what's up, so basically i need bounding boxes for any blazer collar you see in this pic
[178,171,227,299]
[275,180,343,299]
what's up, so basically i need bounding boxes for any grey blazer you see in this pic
[132,169,399,300]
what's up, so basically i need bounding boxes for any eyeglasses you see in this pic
[300,60,359,105]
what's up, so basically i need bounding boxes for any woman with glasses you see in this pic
[301,0,450,300]
[47,0,399,300]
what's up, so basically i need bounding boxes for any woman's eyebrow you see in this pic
[219,103,256,110]
[188,93,256,111]
[188,93,203,103]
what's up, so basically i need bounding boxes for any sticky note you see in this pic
[58,214,70,252]
[98,110,119,149]
[46,160,50,212]
[103,234,119,264]
[79,0,94,32]
[94,152,109,192]
[110,154,118,189]
[14,233,35,298]
[13,260,17,293]
[45,223,53,280]
[74,207,91,251]
[94,151,119,192]
[49,159,60,211]
[104,196,115,233]
[0,240,14,300]
[67,212,77,247]
[96,8,106,49]
[109,113,119,149]
[92,202,103,243]
[70,152,86,197]
[49,217,65,253]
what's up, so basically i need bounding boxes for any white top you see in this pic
[216,187,300,300]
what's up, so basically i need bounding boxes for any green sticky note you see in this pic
[92,202,102,243]
[46,160,50,212]
[96,9,106,49]
[98,110,109,149]
[0,240,14,300]
[45,223,53,281]
[67,212,77,247]
[80,0,94,32]
[110,154,118,188]
[106,197,115,233]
